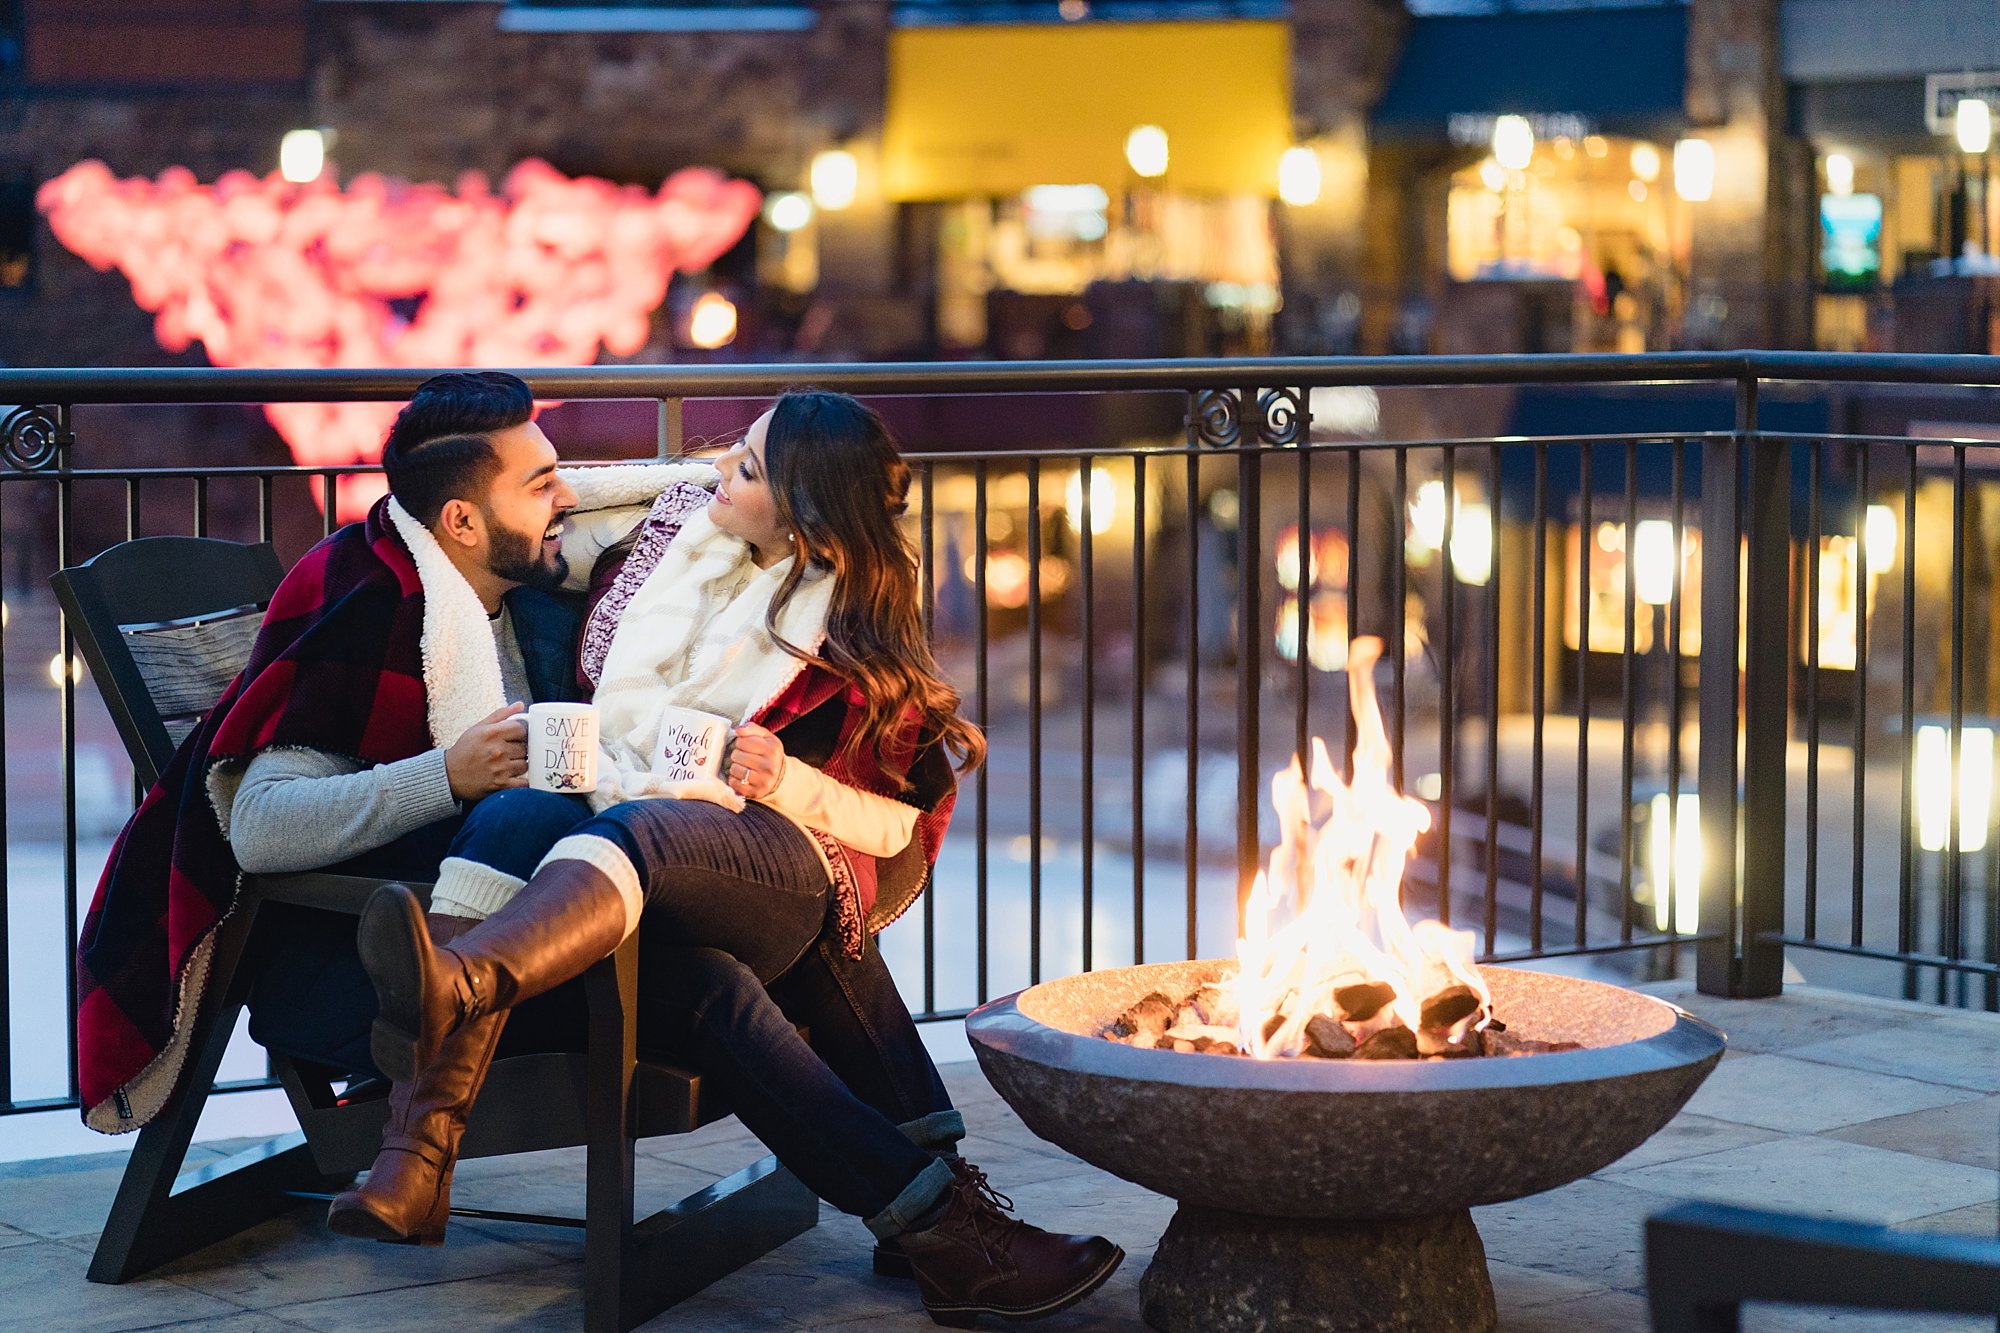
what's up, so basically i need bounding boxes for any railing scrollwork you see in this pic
[1,404,71,473]
[1256,387,1307,447]
[1189,388,1241,448]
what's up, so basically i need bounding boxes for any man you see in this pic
[75,372,604,1135]
[222,373,604,1076]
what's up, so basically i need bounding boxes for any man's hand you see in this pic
[446,702,528,801]
[727,723,787,801]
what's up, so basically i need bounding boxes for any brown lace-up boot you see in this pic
[894,1159,1124,1326]
[359,866,628,1083]
[326,915,504,1245]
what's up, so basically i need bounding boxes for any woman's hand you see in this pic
[726,723,787,801]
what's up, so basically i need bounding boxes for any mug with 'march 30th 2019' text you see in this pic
[653,705,731,784]
[526,702,599,793]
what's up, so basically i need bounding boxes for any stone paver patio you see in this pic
[1,980,1996,1332]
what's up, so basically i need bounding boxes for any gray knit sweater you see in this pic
[226,604,533,873]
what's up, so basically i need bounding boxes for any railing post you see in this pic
[1699,370,1788,997]
[656,396,684,459]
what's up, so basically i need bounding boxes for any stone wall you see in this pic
[1280,0,1408,353]
[1685,0,1803,348]
[309,0,916,357]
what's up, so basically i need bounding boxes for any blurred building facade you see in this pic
[0,0,1996,368]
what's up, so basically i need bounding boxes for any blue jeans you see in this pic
[449,789,960,1230]
[247,817,466,1074]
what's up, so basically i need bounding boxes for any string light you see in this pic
[1125,125,1169,179]
[1277,146,1322,206]
[1674,138,1715,203]
[1491,116,1534,172]
[810,149,859,210]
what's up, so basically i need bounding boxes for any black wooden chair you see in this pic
[53,535,817,1331]
[1646,1202,2000,1331]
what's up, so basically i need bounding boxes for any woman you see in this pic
[329,391,1123,1326]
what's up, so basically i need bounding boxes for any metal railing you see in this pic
[4,350,2000,1121]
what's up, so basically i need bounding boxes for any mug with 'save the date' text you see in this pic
[526,702,600,794]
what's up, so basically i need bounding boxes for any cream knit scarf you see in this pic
[589,507,834,812]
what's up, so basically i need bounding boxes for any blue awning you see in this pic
[1371,5,1689,141]
[1495,386,1842,536]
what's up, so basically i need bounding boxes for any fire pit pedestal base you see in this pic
[1139,1204,1496,1333]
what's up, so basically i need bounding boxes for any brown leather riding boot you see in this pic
[360,863,629,1083]
[894,1159,1124,1326]
[327,916,506,1245]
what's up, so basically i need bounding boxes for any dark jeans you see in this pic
[245,817,465,1074]
[453,789,958,1229]
[642,942,953,1233]
[569,798,832,983]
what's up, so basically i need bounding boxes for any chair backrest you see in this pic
[52,537,287,789]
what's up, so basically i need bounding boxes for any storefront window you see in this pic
[1563,520,1702,657]
[1274,524,1351,672]
[1443,134,1675,352]
[935,190,1276,354]
[1806,533,1873,671]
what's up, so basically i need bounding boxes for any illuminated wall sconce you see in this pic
[1630,142,1662,184]
[1864,503,1898,571]
[1957,97,1993,155]
[1630,520,1679,606]
[279,129,327,184]
[1824,152,1855,196]
[1491,115,1534,172]
[1673,138,1715,203]
[1125,125,1170,179]
[687,290,739,350]
[1064,466,1117,536]
[1916,724,1994,853]
[1277,145,1323,206]
[765,191,814,233]
[810,149,858,211]
[1646,792,1701,932]
[1408,480,1493,585]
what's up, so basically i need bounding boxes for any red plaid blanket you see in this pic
[76,499,432,1132]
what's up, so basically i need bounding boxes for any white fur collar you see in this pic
[561,459,719,513]
[386,499,510,748]
[587,509,834,812]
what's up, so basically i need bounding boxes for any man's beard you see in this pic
[485,513,568,591]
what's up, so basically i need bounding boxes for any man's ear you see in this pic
[434,497,483,551]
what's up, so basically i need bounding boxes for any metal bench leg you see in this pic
[1647,1203,2000,1333]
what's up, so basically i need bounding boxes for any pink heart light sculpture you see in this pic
[38,159,762,518]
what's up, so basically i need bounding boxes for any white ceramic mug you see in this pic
[653,705,731,783]
[526,702,600,794]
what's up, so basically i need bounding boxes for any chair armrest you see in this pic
[1646,1202,2000,1333]
[585,933,642,1053]
[248,872,435,917]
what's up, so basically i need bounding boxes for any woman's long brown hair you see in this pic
[761,389,986,785]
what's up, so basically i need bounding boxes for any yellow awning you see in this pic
[883,21,1292,201]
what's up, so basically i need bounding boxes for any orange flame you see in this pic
[1229,636,1492,1059]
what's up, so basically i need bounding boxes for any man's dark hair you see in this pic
[381,372,534,525]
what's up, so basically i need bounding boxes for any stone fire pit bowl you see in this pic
[965,960,1724,1333]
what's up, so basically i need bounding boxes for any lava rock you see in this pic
[1303,1014,1356,1059]
[1334,981,1396,1023]
[1419,984,1482,1031]
[1109,991,1179,1048]
[1485,1030,1586,1058]
[1354,1025,1419,1060]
